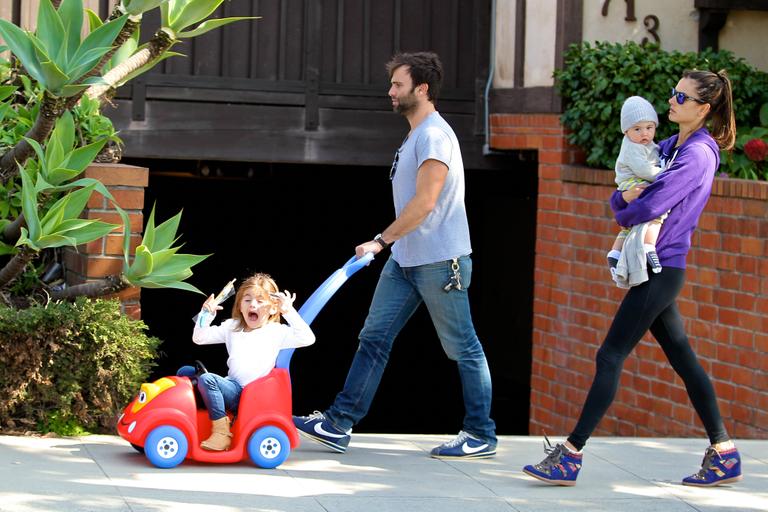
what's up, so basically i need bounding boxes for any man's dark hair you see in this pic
[386,52,443,102]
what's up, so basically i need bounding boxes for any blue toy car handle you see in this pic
[342,251,375,276]
[275,252,375,370]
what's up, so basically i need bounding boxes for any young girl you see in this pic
[183,273,315,451]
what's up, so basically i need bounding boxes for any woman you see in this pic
[522,69,740,487]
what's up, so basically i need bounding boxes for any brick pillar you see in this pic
[490,112,768,440]
[62,163,148,319]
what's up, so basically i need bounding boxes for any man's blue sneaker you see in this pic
[522,436,582,486]
[682,446,742,487]
[430,430,496,459]
[293,411,351,453]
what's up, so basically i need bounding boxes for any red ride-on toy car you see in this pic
[117,253,373,469]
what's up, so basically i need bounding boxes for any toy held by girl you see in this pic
[179,273,315,451]
[607,96,668,287]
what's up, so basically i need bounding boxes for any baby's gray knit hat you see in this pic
[620,96,658,133]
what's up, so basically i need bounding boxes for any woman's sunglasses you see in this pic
[671,88,706,105]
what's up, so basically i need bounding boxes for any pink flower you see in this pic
[744,138,768,162]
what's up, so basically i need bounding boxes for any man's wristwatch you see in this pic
[374,233,391,249]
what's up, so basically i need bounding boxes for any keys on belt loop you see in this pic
[443,257,463,292]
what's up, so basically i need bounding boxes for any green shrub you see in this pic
[554,41,768,179]
[0,298,161,435]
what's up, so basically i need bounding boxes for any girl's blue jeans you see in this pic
[325,255,497,444]
[177,366,243,421]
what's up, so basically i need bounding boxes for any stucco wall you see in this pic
[494,0,768,89]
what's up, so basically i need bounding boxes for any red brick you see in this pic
[109,188,145,210]
[85,256,123,278]
[85,163,148,186]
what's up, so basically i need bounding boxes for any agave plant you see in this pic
[120,205,208,294]
[87,0,257,100]
[0,0,128,179]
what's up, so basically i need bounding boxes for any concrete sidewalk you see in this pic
[1,433,765,511]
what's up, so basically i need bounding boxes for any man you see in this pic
[294,52,497,459]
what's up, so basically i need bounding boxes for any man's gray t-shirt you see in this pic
[391,112,472,267]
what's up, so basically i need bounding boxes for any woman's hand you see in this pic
[270,290,297,313]
[622,185,647,203]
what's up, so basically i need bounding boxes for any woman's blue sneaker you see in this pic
[292,411,351,453]
[682,446,742,487]
[430,430,496,459]
[523,436,582,486]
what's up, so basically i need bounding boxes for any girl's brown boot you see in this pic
[201,416,232,451]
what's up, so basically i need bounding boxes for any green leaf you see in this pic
[141,205,157,250]
[22,137,48,170]
[67,46,115,81]
[151,254,208,277]
[37,58,70,95]
[60,83,93,98]
[60,0,85,64]
[36,0,67,66]
[178,16,257,38]
[170,0,225,32]
[64,138,107,174]
[116,204,132,267]
[160,0,171,26]
[127,244,154,278]
[39,185,97,234]
[85,8,104,31]
[0,85,17,102]
[46,177,116,204]
[19,166,41,241]
[16,227,41,251]
[124,0,168,16]
[62,184,97,222]
[68,15,128,80]
[129,277,205,294]
[146,247,180,269]
[151,210,182,251]
[0,20,46,87]
[44,219,118,246]
[46,167,85,186]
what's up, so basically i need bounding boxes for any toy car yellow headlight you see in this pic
[131,377,176,414]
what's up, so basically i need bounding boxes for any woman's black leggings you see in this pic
[567,268,729,450]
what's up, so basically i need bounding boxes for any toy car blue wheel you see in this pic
[248,426,290,469]
[144,426,188,469]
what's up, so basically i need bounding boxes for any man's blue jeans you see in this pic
[177,366,242,421]
[325,255,497,444]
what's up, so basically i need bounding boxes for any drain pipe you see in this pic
[483,0,498,156]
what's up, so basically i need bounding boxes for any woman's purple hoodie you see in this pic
[610,127,720,269]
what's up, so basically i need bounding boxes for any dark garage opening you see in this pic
[133,157,537,435]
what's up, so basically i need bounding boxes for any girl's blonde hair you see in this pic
[231,273,281,329]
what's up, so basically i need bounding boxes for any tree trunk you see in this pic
[50,274,131,300]
[0,247,37,290]
[1,215,24,244]
[0,92,65,184]
[86,28,174,101]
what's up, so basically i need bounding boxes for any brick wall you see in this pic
[491,113,768,440]
[62,163,148,319]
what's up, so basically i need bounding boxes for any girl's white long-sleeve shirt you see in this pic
[192,309,315,387]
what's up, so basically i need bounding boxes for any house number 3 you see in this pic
[601,0,660,44]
